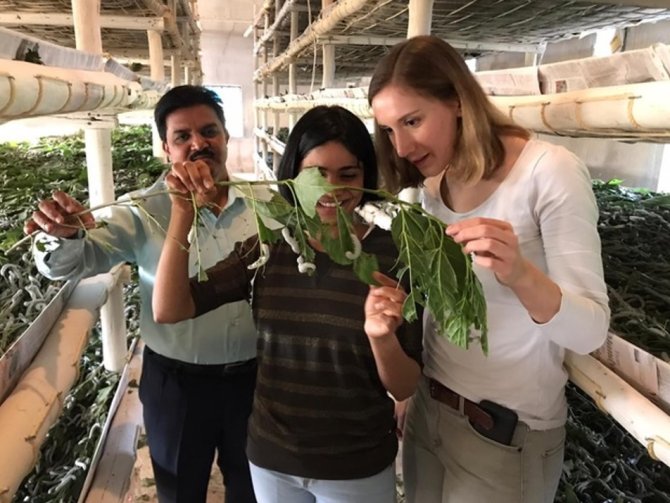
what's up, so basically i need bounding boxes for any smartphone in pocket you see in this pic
[470,400,519,445]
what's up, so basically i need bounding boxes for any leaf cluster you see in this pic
[243,168,379,284]
[389,203,488,352]
[239,168,488,351]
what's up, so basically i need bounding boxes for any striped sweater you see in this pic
[190,225,423,479]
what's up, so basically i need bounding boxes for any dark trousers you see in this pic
[139,345,257,503]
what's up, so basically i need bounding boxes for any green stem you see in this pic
[5,175,444,254]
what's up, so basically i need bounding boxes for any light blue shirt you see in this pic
[33,176,257,364]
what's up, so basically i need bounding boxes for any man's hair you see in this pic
[154,85,227,141]
[276,105,382,206]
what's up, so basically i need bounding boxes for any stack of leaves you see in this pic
[0,126,164,352]
[594,179,670,358]
[558,384,670,502]
[557,180,670,502]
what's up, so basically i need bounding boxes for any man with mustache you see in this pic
[24,86,258,503]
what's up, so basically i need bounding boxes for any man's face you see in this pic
[162,104,229,181]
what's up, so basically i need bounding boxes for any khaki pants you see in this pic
[402,379,565,503]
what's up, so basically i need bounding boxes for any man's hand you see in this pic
[24,191,95,238]
[165,160,220,213]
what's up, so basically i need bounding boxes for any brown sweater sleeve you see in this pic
[189,235,260,317]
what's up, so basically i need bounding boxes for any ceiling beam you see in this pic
[113,56,199,67]
[579,0,670,8]
[145,0,188,57]
[108,47,177,59]
[107,48,198,64]
[320,35,543,54]
[0,12,165,30]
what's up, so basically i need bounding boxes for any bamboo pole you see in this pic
[566,352,670,468]
[0,269,127,502]
[254,0,368,81]
[407,0,435,38]
[401,0,435,204]
[148,29,166,160]
[254,81,670,140]
[288,9,299,129]
[73,0,127,373]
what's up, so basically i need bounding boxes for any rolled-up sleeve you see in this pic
[190,235,259,317]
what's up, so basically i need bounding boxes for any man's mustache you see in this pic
[189,147,215,162]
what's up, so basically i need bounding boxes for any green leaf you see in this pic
[250,191,295,226]
[320,205,355,265]
[291,207,317,264]
[352,251,379,285]
[291,167,335,218]
[402,290,419,323]
[255,212,281,244]
[390,203,488,353]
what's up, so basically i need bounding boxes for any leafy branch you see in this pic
[8,168,488,351]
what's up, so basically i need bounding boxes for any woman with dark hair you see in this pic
[153,105,422,503]
[276,105,381,206]
[368,36,610,503]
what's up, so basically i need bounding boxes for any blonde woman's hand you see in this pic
[446,217,529,287]
[364,271,407,339]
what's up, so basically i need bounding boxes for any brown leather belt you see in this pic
[428,378,494,431]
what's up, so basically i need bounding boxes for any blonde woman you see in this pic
[368,35,610,503]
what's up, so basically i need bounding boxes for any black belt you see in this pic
[428,378,494,431]
[145,346,257,377]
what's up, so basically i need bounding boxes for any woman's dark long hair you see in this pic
[277,105,381,205]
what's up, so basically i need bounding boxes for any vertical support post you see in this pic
[84,129,115,208]
[272,4,281,175]
[400,0,435,204]
[72,0,126,372]
[321,0,335,89]
[261,15,270,176]
[71,0,102,52]
[407,0,434,38]
[657,145,670,193]
[147,30,165,82]
[171,54,183,87]
[148,29,166,160]
[288,7,299,129]
[524,52,539,67]
[254,26,263,178]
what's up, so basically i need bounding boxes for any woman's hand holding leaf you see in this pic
[447,217,528,287]
[364,271,407,339]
